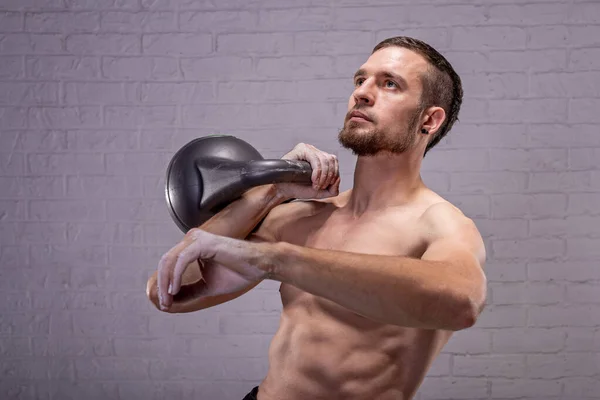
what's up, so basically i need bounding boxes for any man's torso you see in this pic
[258,189,455,400]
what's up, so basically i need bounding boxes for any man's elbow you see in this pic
[450,288,487,331]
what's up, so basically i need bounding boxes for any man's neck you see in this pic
[344,151,425,216]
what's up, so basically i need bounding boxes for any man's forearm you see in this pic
[260,242,481,331]
[200,184,289,239]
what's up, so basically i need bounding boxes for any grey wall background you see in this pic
[0,0,599,399]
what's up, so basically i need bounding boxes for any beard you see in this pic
[338,107,422,156]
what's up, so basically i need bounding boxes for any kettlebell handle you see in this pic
[243,159,313,186]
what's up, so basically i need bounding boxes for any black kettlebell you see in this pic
[165,135,313,232]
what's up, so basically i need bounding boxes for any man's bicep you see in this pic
[247,200,300,243]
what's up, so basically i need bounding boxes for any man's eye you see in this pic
[355,78,365,86]
[385,80,398,88]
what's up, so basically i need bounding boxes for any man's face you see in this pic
[338,46,428,156]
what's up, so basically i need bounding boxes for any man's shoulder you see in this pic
[418,199,479,240]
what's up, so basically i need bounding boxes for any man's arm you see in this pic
[255,202,487,331]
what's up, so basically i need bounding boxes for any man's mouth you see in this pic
[348,110,372,122]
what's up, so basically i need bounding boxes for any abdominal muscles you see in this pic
[260,285,446,400]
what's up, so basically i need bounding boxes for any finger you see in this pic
[333,156,339,184]
[171,241,205,295]
[304,147,322,189]
[326,154,337,188]
[317,152,330,189]
[157,253,174,309]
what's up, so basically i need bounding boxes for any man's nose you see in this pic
[352,79,375,106]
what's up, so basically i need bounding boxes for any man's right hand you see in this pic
[277,143,341,200]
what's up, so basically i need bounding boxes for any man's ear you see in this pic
[421,106,446,137]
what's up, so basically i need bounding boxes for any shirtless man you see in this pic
[147,36,487,400]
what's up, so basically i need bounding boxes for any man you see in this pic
[147,36,487,400]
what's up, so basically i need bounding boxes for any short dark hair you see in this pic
[372,36,463,156]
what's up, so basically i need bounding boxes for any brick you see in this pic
[0,338,31,357]
[111,291,157,312]
[492,328,564,354]
[0,82,59,105]
[0,56,23,78]
[0,382,37,399]
[570,48,600,71]
[33,290,110,311]
[0,292,31,311]
[0,245,29,268]
[569,148,600,171]
[258,55,336,80]
[568,193,600,216]
[295,31,373,55]
[454,96,488,123]
[216,80,296,104]
[446,124,528,149]
[65,82,139,104]
[67,175,142,198]
[0,200,26,221]
[417,377,487,399]
[148,312,219,336]
[568,238,600,260]
[260,7,333,31]
[179,10,258,32]
[442,329,491,354]
[50,382,119,400]
[566,283,600,304]
[104,105,177,128]
[143,33,212,56]
[493,238,564,259]
[532,216,600,238]
[570,25,600,47]
[442,194,490,218]
[72,312,149,336]
[529,260,600,282]
[29,106,102,128]
[188,334,271,358]
[489,49,567,72]
[563,377,600,398]
[107,199,167,222]
[0,107,27,128]
[64,0,139,10]
[68,222,144,245]
[102,56,179,80]
[26,55,100,79]
[528,25,569,49]
[528,353,596,378]
[529,123,599,147]
[5,222,68,244]
[336,7,409,31]
[453,354,525,378]
[0,12,23,31]
[474,218,527,240]
[142,222,180,245]
[489,99,567,123]
[66,33,139,54]
[66,129,138,150]
[27,153,104,175]
[529,171,591,192]
[101,11,176,32]
[376,28,450,51]
[76,358,150,380]
[219,313,281,334]
[453,27,526,50]
[32,244,107,268]
[0,0,64,10]
[461,72,528,99]
[488,3,570,25]
[29,200,105,221]
[475,305,526,328]
[25,11,99,32]
[491,378,562,398]
[104,152,171,175]
[564,328,600,352]
[422,149,488,172]
[149,357,267,381]
[529,305,600,327]
[181,56,252,80]
[217,32,293,55]
[0,153,24,175]
[0,33,63,54]
[113,337,187,357]
[0,176,64,198]
[0,313,49,335]
[489,148,567,172]
[492,282,563,305]
[0,358,52,379]
[570,99,600,123]
[450,172,527,194]
[532,72,600,98]
[142,82,215,104]
[1,130,67,151]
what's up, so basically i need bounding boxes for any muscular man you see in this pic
[147,36,487,400]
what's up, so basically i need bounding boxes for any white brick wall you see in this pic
[0,1,599,399]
